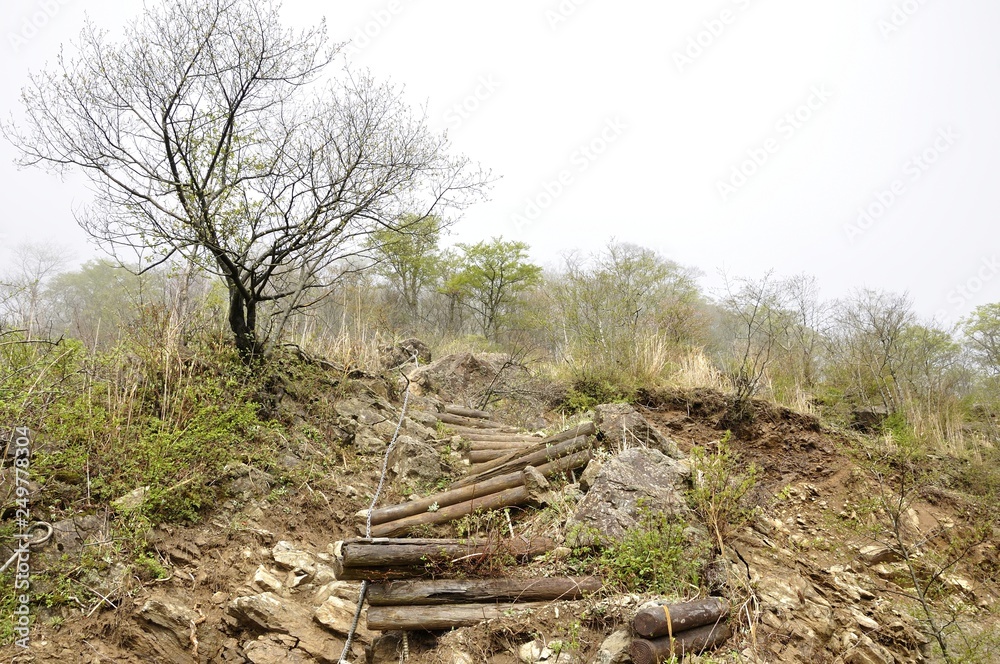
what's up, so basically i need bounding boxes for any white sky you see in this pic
[2,0,999,327]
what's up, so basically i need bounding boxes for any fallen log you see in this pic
[362,450,592,528]
[367,602,550,631]
[367,576,601,606]
[444,405,491,419]
[629,623,732,663]
[633,598,730,638]
[370,469,549,537]
[452,431,594,489]
[468,449,511,463]
[437,413,509,430]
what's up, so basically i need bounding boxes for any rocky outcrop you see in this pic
[594,403,680,458]
[565,448,690,547]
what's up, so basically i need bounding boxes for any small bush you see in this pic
[687,434,761,553]
[599,503,707,596]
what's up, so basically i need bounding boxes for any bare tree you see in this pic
[716,270,791,421]
[0,242,72,339]
[5,0,489,357]
[830,289,914,414]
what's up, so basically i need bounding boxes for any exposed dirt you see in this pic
[3,366,998,664]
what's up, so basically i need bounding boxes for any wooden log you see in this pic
[452,421,595,486]
[629,623,732,663]
[437,413,509,429]
[337,537,553,569]
[448,424,523,436]
[444,405,490,419]
[367,602,550,631]
[367,576,601,606]
[364,449,592,528]
[468,449,511,463]
[370,471,548,538]
[452,431,594,489]
[633,598,730,638]
[468,439,536,451]
[365,471,527,526]
[334,537,556,580]
[461,433,541,443]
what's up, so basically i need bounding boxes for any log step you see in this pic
[444,405,491,419]
[367,602,550,631]
[367,576,601,606]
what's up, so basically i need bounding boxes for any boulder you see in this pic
[381,338,432,369]
[565,448,689,547]
[388,436,444,484]
[593,628,631,664]
[594,403,680,458]
[314,596,376,643]
[136,596,201,664]
[406,352,512,401]
[227,592,348,664]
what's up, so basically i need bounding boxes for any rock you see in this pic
[47,515,107,557]
[851,609,880,631]
[381,338,432,369]
[111,486,149,512]
[136,596,200,663]
[844,634,894,664]
[593,628,631,664]
[388,436,444,484]
[244,636,317,664]
[578,460,602,492]
[858,545,899,566]
[314,596,376,643]
[228,592,347,663]
[254,565,284,592]
[518,639,550,662]
[594,403,680,458]
[406,352,511,402]
[272,542,318,576]
[139,597,200,645]
[565,448,689,547]
[313,581,362,605]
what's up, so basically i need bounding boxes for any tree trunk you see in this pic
[228,285,261,360]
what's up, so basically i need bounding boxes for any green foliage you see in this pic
[559,377,632,414]
[368,214,444,321]
[599,502,706,596]
[687,436,761,552]
[134,552,170,581]
[445,237,542,339]
[961,303,1000,375]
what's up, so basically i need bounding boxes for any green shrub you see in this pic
[687,434,761,552]
[599,503,707,596]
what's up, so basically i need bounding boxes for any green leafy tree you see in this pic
[446,238,541,339]
[962,303,1000,376]
[367,214,443,322]
[5,0,488,357]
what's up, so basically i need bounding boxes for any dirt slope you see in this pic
[3,363,997,663]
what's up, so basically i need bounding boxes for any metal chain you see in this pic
[338,355,417,664]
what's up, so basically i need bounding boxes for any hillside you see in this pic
[2,349,997,664]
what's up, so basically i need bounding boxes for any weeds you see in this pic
[598,502,707,596]
[687,433,761,554]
